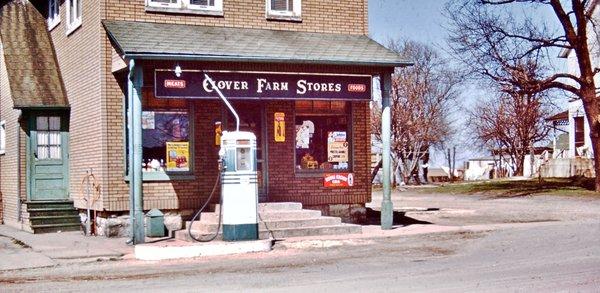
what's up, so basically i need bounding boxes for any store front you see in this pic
[103,20,407,241]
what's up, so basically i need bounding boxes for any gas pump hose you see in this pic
[187,172,223,242]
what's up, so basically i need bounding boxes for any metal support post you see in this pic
[129,59,145,244]
[381,73,393,229]
[127,60,135,243]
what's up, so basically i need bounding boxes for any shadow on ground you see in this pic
[365,208,432,227]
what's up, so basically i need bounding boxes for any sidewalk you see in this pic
[0,225,132,271]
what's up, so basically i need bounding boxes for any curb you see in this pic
[134,239,273,261]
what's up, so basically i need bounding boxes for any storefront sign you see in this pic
[155,70,372,101]
[274,112,285,142]
[324,173,354,187]
[166,142,190,172]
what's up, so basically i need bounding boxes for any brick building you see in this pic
[0,0,406,235]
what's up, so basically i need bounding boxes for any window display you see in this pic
[142,110,190,172]
[295,101,350,172]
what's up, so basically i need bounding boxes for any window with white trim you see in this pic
[267,0,301,20]
[146,0,223,14]
[0,120,6,155]
[47,0,60,30]
[66,0,82,35]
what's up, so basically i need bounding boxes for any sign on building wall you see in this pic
[324,173,355,187]
[274,112,285,142]
[155,70,372,101]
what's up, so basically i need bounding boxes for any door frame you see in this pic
[26,110,70,201]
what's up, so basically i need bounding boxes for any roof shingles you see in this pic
[103,20,409,67]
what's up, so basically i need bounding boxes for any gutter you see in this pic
[123,53,413,68]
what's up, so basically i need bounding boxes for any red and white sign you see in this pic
[324,173,354,188]
[347,84,367,93]
[164,79,186,89]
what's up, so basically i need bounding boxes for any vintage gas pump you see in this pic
[219,131,259,241]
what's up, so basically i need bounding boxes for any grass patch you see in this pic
[416,177,600,197]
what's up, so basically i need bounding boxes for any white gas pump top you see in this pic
[221,131,256,144]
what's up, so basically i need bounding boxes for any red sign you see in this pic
[164,79,186,89]
[348,84,367,93]
[324,173,354,188]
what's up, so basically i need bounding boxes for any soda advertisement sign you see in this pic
[166,142,190,172]
[324,173,355,188]
[155,70,372,101]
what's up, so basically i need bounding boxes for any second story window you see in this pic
[146,0,223,15]
[47,0,60,30]
[66,0,82,35]
[267,0,301,21]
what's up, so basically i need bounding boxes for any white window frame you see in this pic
[66,0,82,36]
[47,0,60,31]
[146,0,223,15]
[0,120,6,155]
[266,0,301,20]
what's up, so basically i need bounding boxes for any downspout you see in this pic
[16,112,21,222]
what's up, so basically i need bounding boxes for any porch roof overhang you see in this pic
[102,20,411,68]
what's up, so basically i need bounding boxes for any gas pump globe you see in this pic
[219,131,259,241]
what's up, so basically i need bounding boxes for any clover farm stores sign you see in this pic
[155,70,372,101]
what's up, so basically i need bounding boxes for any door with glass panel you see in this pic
[29,114,69,201]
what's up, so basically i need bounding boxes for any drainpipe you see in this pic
[128,59,145,244]
[16,112,21,222]
[380,73,393,230]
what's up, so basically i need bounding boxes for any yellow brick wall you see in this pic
[105,0,368,35]
[48,0,105,210]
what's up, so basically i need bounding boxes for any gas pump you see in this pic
[187,73,259,242]
[219,131,259,241]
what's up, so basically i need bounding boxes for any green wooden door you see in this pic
[29,114,69,201]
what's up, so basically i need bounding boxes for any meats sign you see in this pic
[155,70,372,101]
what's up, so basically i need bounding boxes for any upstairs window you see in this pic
[66,0,82,35]
[146,0,223,15]
[267,0,301,21]
[47,0,60,30]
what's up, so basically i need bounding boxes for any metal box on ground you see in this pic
[146,208,165,237]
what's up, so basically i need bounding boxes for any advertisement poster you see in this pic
[166,142,190,171]
[327,132,348,162]
[142,111,155,129]
[324,173,354,187]
[215,121,222,146]
[274,112,285,142]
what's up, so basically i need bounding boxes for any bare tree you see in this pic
[372,40,460,185]
[446,0,600,190]
[469,90,551,176]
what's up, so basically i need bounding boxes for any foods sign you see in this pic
[324,173,354,188]
[155,70,372,101]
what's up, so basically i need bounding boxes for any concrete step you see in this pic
[29,215,81,226]
[212,202,303,213]
[25,200,75,210]
[31,223,81,234]
[186,216,342,232]
[27,208,78,217]
[196,209,322,224]
[176,224,362,241]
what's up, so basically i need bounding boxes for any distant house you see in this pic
[545,110,570,158]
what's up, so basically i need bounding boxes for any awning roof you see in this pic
[102,20,411,67]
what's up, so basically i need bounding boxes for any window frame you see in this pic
[0,120,6,155]
[266,0,302,21]
[65,0,82,36]
[47,0,60,31]
[123,94,196,182]
[293,101,353,176]
[145,0,224,16]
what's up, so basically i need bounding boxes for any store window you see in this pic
[141,91,191,174]
[267,0,301,20]
[66,0,82,35]
[295,101,351,172]
[47,0,60,30]
[146,0,223,15]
